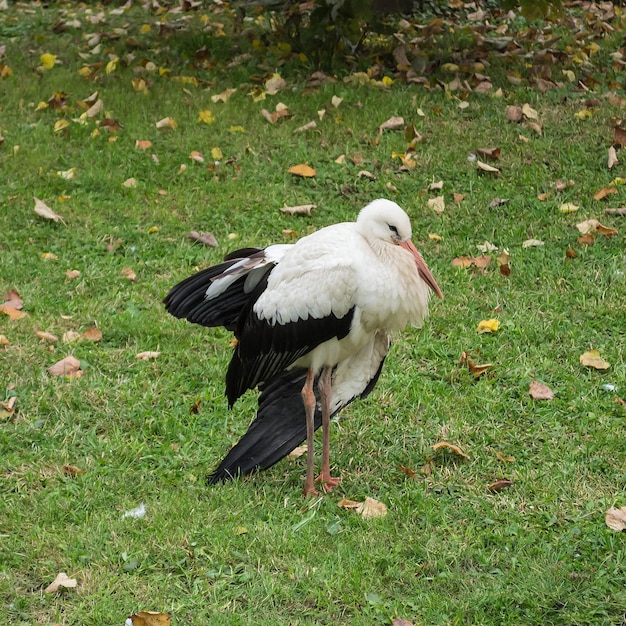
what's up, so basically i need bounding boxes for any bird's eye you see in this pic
[387,224,399,236]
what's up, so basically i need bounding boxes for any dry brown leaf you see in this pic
[122,267,136,281]
[3,289,23,309]
[399,464,417,478]
[489,197,508,208]
[505,105,523,122]
[608,146,619,169]
[287,444,307,459]
[613,125,626,147]
[476,159,500,174]
[525,121,543,136]
[44,572,77,594]
[521,103,538,120]
[605,207,626,215]
[357,497,388,519]
[576,219,618,236]
[62,330,81,343]
[135,139,153,150]
[496,451,515,463]
[392,619,415,626]
[136,351,160,360]
[0,335,9,347]
[476,147,501,160]
[188,231,218,247]
[66,269,81,280]
[128,611,171,626]
[432,441,469,459]
[34,197,65,224]
[62,464,86,476]
[36,330,59,343]
[211,88,237,103]
[82,326,102,342]
[428,180,444,191]
[488,478,514,492]
[288,164,316,178]
[48,355,82,378]
[529,381,554,400]
[357,170,376,180]
[280,204,316,216]
[605,506,626,531]
[522,239,544,248]
[122,177,137,188]
[378,115,405,134]
[453,192,465,204]
[0,304,28,320]
[427,196,445,215]
[459,352,492,378]
[566,247,578,259]
[294,121,317,133]
[579,350,610,370]
[578,233,595,246]
[473,255,491,269]
[451,256,473,268]
[593,187,618,201]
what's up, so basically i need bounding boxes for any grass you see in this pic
[1,2,626,625]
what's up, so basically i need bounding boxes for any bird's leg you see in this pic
[317,365,341,492]
[301,368,318,497]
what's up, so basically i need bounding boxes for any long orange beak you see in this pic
[399,239,444,299]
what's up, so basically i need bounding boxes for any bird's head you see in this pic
[357,199,443,299]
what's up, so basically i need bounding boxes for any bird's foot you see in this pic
[303,482,319,498]
[316,474,341,493]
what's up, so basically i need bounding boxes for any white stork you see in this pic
[164,198,443,495]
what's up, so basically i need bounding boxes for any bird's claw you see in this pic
[316,474,341,492]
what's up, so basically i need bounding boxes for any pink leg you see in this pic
[301,368,318,497]
[316,365,341,492]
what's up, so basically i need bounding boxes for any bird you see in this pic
[164,198,443,495]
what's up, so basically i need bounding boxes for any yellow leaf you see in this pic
[477,318,500,334]
[36,101,48,111]
[128,611,171,626]
[559,202,579,213]
[197,110,215,124]
[229,125,245,133]
[579,350,610,370]
[575,109,593,120]
[53,119,70,134]
[41,252,59,261]
[288,164,316,177]
[78,66,91,77]
[140,24,152,33]
[40,53,57,69]
[211,88,237,103]
[211,147,223,160]
[381,76,393,86]
[428,233,442,241]
[147,226,159,234]
[105,56,119,74]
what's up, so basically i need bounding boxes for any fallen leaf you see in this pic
[82,326,102,342]
[338,496,387,519]
[578,233,595,246]
[331,95,343,108]
[476,147,501,160]
[156,116,177,130]
[459,351,492,377]
[288,164,316,177]
[40,53,57,70]
[62,331,81,343]
[392,619,414,626]
[559,202,579,213]
[35,330,58,342]
[122,177,137,188]
[496,451,515,463]
[451,256,473,268]
[0,335,9,346]
[605,207,626,215]
[522,239,544,248]
[287,445,307,459]
[121,503,146,519]
[294,120,317,133]
[121,267,136,281]
[62,464,86,476]
[473,255,491,269]
[613,125,626,147]
[579,350,610,370]
[188,231,218,247]
[477,318,500,334]
[135,140,152,150]
[136,351,160,360]
[453,193,465,204]
[48,355,82,378]
[565,248,578,258]
[428,233,442,241]
[576,219,618,236]
[521,103,538,120]
[505,105,523,122]
[432,441,469,459]
[128,611,171,626]
[399,464,417,478]
[358,170,376,180]
[427,196,445,214]
[265,73,287,95]
[44,572,77,594]
[489,198,508,207]
[608,146,619,170]
[211,88,236,103]
[34,197,65,224]
[378,115,404,134]
[593,187,618,201]
[488,478,514,492]
[0,304,28,320]
[428,180,444,191]
[280,204,316,216]
[189,150,204,163]
[476,159,500,174]
[66,269,81,280]
[605,506,626,531]
[529,381,554,400]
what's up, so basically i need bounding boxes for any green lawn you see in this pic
[1,2,625,625]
